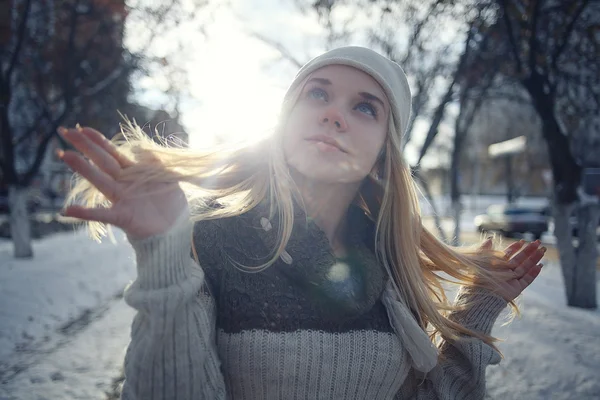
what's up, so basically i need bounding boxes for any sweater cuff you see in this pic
[449,287,508,335]
[127,212,194,290]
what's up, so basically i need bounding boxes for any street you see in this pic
[0,297,133,400]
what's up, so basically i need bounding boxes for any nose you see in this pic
[320,105,348,131]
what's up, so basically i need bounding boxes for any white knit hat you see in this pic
[283,46,412,136]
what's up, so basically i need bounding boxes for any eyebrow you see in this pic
[307,77,387,110]
[358,91,386,111]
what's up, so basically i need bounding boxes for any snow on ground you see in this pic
[0,204,598,399]
[0,227,136,375]
[486,261,600,399]
[0,300,134,400]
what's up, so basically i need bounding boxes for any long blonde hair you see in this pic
[66,81,517,354]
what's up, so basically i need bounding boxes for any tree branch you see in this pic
[403,0,446,64]
[551,0,590,71]
[4,0,32,83]
[249,32,306,69]
[500,0,524,74]
[416,76,456,165]
[527,0,543,74]
[12,110,47,147]
[80,67,126,97]
[21,128,61,186]
[415,22,478,165]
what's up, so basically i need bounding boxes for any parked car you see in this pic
[474,204,549,240]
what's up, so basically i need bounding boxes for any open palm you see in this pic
[58,127,188,240]
[481,239,545,301]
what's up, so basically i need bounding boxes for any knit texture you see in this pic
[120,205,507,400]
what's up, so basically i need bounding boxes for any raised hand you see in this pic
[480,239,545,301]
[58,126,188,240]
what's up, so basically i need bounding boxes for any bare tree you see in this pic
[293,0,600,308]
[276,0,497,241]
[449,79,497,245]
[493,0,600,308]
[447,10,508,245]
[0,0,215,258]
[1,0,130,257]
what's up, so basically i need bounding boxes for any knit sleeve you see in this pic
[398,287,507,400]
[120,212,227,400]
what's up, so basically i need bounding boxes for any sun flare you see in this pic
[181,13,288,149]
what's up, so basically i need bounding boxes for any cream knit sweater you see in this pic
[120,205,507,400]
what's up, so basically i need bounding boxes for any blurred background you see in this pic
[0,0,599,399]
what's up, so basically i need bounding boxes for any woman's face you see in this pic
[283,65,390,184]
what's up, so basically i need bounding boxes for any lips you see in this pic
[305,135,347,153]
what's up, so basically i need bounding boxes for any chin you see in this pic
[289,160,366,184]
[284,142,369,183]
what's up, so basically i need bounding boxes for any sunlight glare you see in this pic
[182,12,287,149]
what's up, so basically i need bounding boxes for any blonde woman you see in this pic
[58,47,545,399]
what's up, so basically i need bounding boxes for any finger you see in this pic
[512,246,546,278]
[62,205,120,226]
[508,240,541,268]
[518,262,543,288]
[77,127,135,168]
[480,237,493,250]
[59,127,122,178]
[59,150,121,202]
[504,240,525,261]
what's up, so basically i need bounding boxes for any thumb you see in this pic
[62,205,122,228]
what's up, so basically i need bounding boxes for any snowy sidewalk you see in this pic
[486,263,600,399]
[0,300,134,400]
[0,227,136,395]
[0,226,599,399]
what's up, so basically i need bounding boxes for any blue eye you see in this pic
[355,102,377,118]
[307,87,328,101]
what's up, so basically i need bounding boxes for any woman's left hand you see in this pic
[481,239,546,301]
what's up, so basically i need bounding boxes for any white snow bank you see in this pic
[486,261,600,399]
[0,299,134,400]
[0,228,136,366]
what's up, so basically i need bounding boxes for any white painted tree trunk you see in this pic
[554,201,598,309]
[8,185,33,258]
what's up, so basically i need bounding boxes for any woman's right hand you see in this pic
[58,126,188,240]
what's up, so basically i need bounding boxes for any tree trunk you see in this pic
[523,74,592,308]
[451,201,462,246]
[9,185,33,258]
[450,131,462,247]
[553,201,598,309]
[525,75,580,204]
[413,170,448,243]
